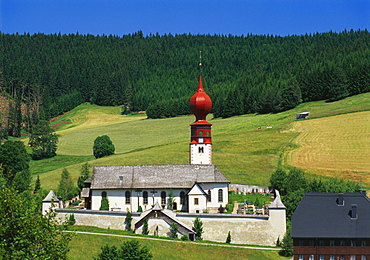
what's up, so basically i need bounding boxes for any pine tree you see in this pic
[29,120,58,160]
[125,210,133,231]
[77,163,91,192]
[226,231,231,243]
[142,219,149,235]
[100,196,109,211]
[57,168,76,201]
[34,175,41,193]
[192,216,204,240]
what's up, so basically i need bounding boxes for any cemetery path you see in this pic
[65,230,281,251]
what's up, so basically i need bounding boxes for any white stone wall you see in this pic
[56,208,286,247]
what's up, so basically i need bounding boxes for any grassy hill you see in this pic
[68,231,287,260]
[31,92,370,190]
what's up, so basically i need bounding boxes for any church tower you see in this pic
[189,53,212,164]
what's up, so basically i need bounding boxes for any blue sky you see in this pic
[1,0,369,36]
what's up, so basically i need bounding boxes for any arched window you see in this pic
[180,191,185,205]
[125,191,131,204]
[101,191,107,198]
[206,131,210,137]
[199,131,203,137]
[161,191,166,205]
[218,189,223,202]
[208,190,212,202]
[143,191,148,205]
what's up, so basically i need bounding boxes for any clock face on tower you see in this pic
[199,138,203,143]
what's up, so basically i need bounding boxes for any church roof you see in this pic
[90,164,229,190]
[43,190,59,202]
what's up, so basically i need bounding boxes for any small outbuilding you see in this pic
[295,112,310,119]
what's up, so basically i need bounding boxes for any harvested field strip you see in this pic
[286,110,370,185]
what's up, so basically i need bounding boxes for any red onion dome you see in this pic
[189,76,212,121]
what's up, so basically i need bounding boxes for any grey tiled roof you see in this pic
[91,164,229,189]
[292,192,370,238]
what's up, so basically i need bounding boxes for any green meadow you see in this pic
[67,232,287,260]
[31,92,370,190]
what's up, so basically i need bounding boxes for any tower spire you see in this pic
[189,52,213,164]
[199,50,202,76]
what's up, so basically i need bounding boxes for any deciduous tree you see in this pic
[0,187,72,259]
[0,140,31,192]
[93,135,115,159]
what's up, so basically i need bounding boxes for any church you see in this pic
[84,74,230,214]
[46,68,287,246]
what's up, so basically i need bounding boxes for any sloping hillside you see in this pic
[32,93,370,190]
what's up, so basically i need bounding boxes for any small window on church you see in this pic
[161,191,166,205]
[125,191,131,204]
[194,198,199,205]
[218,189,223,202]
[199,147,204,153]
[208,190,211,202]
[180,191,185,205]
[143,191,148,205]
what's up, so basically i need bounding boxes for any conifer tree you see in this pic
[57,168,76,201]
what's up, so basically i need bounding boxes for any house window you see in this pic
[330,256,335,260]
[143,191,148,205]
[320,255,324,260]
[180,191,185,205]
[361,255,367,260]
[351,240,356,247]
[309,240,314,247]
[199,147,204,153]
[362,240,367,247]
[161,191,166,205]
[208,190,212,202]
[218,189,223,202]
[340,240,346,247]
[350,256,356,260]
[309,255,314,260]
[101,191,107,198]
[298,240,304,247]
[340,256,345,260]
[298,255,304,260]
[330,240,335,247]
[125,191,131,204]
[319,240,324,247]
[194,198,199,205]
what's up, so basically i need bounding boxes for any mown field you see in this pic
[31,92,370,190]
[67,232,287,260]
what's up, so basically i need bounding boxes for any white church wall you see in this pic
[199,183,228,208]
[92,186,228,213]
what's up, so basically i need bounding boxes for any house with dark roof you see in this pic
[292,192,370,260]
[87,164,229,213]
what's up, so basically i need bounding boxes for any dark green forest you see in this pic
[1,29,370,136]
